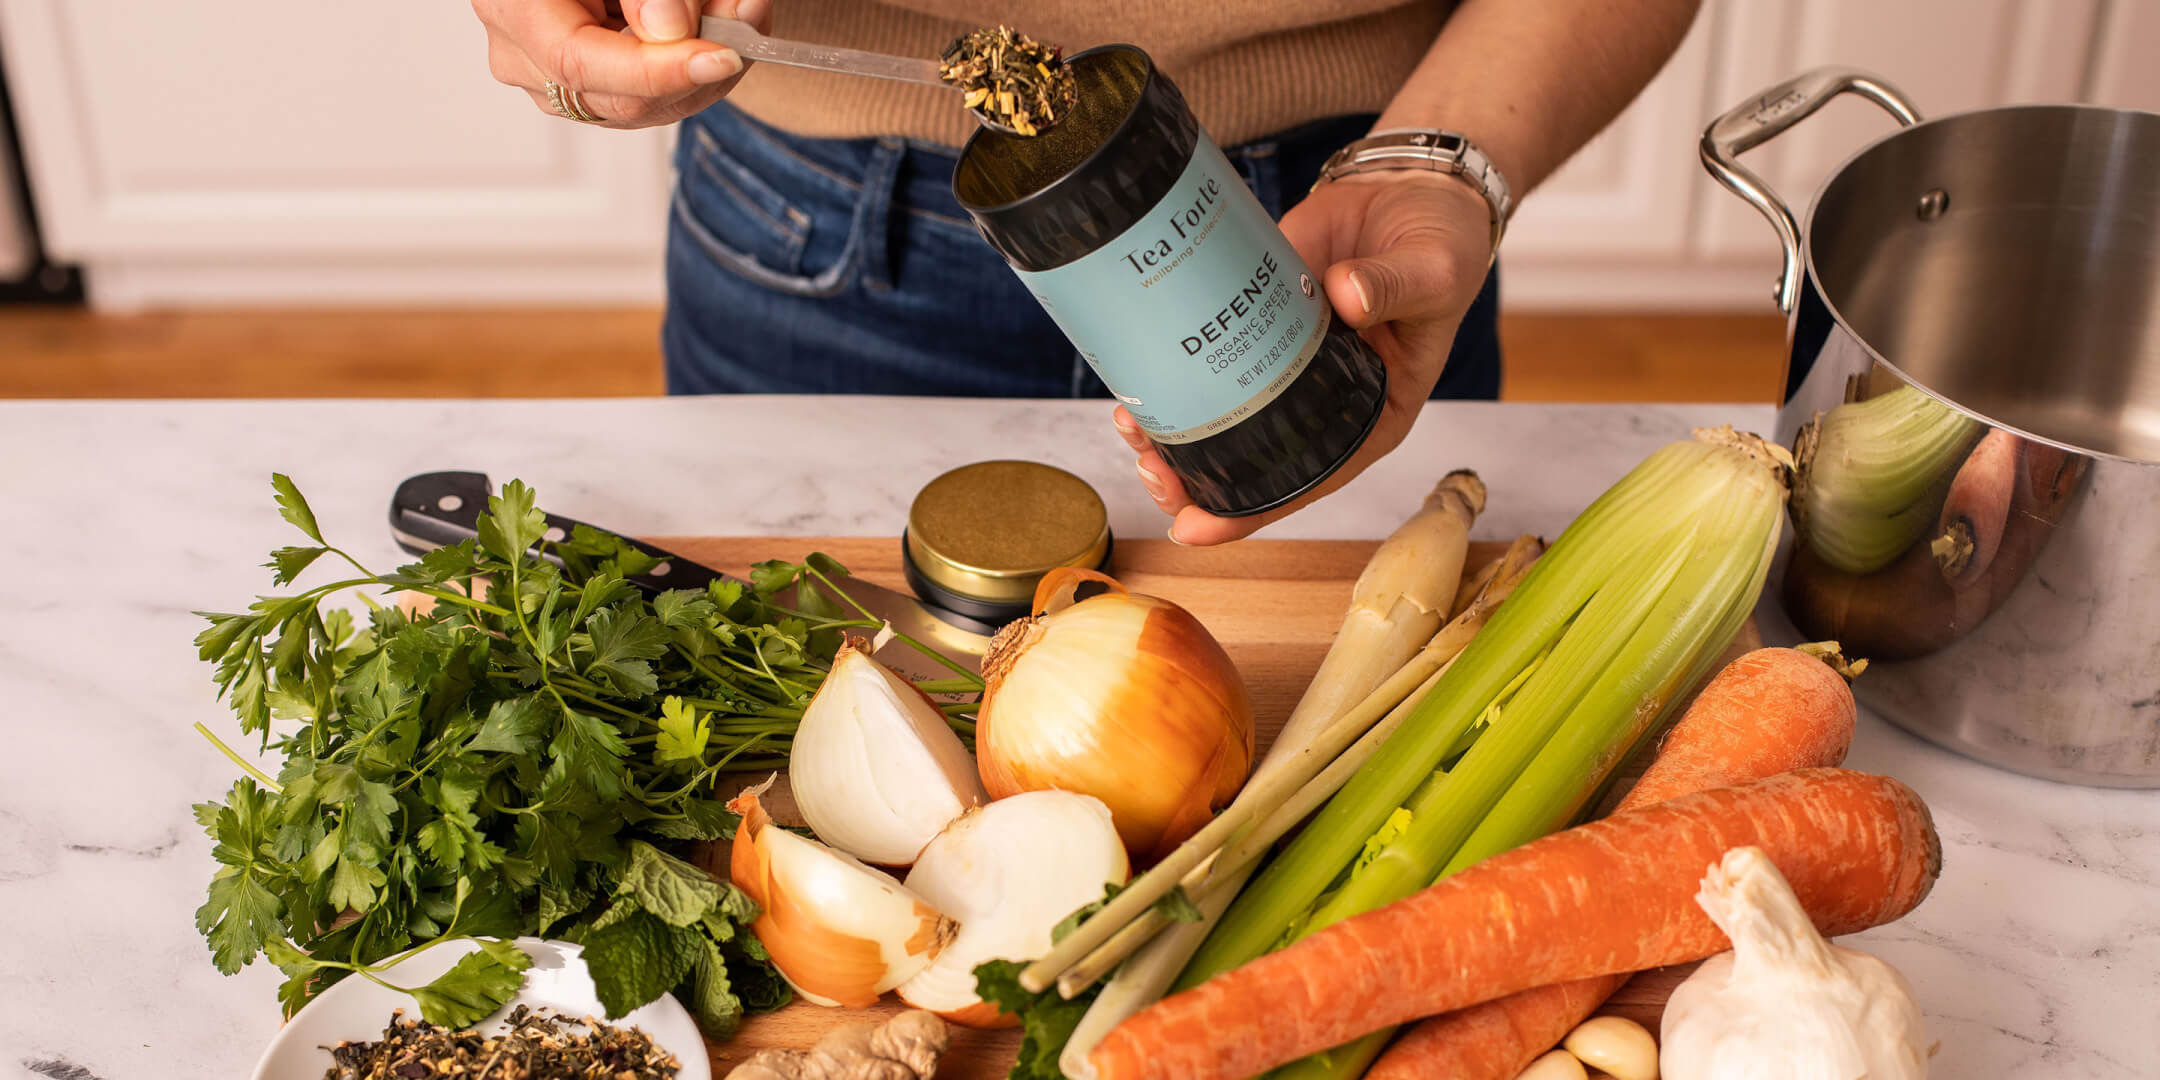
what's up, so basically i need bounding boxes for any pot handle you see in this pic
[1701,67,1921,313]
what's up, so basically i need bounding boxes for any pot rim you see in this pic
[1797,101,2160,470]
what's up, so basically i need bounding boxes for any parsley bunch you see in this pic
[190,476,981,1035]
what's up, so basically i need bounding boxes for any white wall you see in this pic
[1,0,2153,311]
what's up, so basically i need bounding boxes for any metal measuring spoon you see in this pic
[695,17,1040,136]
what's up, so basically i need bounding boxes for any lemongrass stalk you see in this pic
[1177,439,1731,988]
[1268,471,1484,760]
[1791,383,1982,574]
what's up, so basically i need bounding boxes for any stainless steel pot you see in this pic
[1702,67,2160,787]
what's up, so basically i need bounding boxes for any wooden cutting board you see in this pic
[659,536,1752,1078]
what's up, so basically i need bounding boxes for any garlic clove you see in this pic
[898,791,1131,1026]
[729,788,957,1008]
[790,641,988,867]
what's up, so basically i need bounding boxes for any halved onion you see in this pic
[898,790,1130,1027]
[789,639,987,866]
[977,568,1254,863]
[728,786,956,1008]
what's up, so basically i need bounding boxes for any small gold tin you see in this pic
[904,460,1111,622]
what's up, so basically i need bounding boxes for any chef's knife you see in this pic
[387,471,990,680]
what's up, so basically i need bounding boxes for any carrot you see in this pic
[1087,768,1939,1080]
[1367,647,1858,1080]
[1932,429,2019,586]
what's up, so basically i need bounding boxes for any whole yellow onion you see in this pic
[976,568,1254,863]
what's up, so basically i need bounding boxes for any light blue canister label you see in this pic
[1014,135,1330,444]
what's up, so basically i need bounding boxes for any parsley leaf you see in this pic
[582,606,670,698]
[653,697,709,767]
[271,473,324,543]
[467,694,552,756]
[267,546,327,586]
[408,939,534,1028]
[476,479,547,563]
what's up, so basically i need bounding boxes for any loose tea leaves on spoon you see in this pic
[939,26,1076,136]
[322,1006,682,1080]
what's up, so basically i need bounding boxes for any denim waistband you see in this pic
[686,104,1378,227]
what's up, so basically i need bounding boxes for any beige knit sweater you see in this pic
[726,1,1452,148]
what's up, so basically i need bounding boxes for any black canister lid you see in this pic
[953,45,1200,272]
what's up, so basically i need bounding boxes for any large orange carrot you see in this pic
[1368,647,1858,1080]
[1088,768,1938,1080]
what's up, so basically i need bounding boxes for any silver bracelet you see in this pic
[1314,128,1514,257]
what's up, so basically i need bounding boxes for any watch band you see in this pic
[1313,128,1514,257]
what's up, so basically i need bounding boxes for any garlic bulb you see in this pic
[898,790,1130,1026]
[1661,847,1931,1080]
[976,568,1254,862]
[790,640,988,866]
[727,787,956,1008]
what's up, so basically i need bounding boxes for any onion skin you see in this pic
[727,789,954,1008]
[976,578,1254,864]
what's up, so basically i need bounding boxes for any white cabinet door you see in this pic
[0,0,673,306]
[1693,0,2106,267]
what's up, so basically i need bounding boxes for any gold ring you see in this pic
[544,80,605,124]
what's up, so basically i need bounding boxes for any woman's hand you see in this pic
[473,0,770,129]
[1116,171,1496,544]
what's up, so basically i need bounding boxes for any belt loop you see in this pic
[857,138,906,292]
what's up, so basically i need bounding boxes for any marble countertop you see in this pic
[2,397,2153,1078]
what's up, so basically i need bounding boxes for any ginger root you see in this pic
[727,1010,950,1080]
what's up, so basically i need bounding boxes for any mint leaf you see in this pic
[271,473,324,543]
[976,958,1099,1080]
[622,840,726,928]
[408,939,533,1028]
[653,696,709,767]
[582,909,702,1019]
[690,936,744,1041]
[476,480,547,563]
[468,694,551,756]
[643,798,740,842]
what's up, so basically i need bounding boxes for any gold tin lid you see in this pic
[906,460,1110,607]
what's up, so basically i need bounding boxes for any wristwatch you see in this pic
[1313,129,1514,258]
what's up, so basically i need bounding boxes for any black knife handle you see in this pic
[389,471,728,595]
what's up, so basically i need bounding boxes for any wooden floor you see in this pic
[0,306,1787,403]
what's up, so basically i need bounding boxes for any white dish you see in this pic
[250,936,712,1080]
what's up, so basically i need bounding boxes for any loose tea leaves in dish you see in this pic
[323,1005,681,1080]
[939,26,1075,136]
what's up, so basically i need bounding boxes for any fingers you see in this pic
[622,0,698,42]
[554,25,741,98]
[1110,406,1151,453]
[1326,232,1467,332]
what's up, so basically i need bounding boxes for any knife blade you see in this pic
[387,471,990,680]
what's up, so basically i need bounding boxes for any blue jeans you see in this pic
[663,104,1502,399]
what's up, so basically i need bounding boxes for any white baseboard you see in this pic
[85,257,668,311]
[83,256,1781,314]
